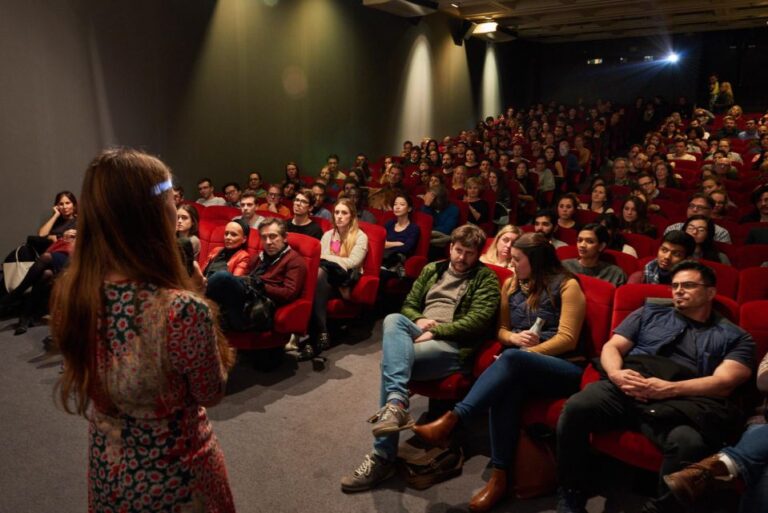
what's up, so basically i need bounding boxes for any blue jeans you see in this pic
[373,313,462,461]
[722,424,768,513]
[454,348,582,468]
[205,271,249,330]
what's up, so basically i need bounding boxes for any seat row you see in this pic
[410,274,768,476]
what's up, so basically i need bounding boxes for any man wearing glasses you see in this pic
[256,185,291,218]
[286,190,323,240]
[556,261,754,513]
[664,193,732,243]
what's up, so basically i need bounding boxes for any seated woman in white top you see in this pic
[301,197,369,361]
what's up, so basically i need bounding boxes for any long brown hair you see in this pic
[52,148,234,416]
[512,232,573,311]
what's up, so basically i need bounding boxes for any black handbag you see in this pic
[320,259,361,288]
[241,278,275,332]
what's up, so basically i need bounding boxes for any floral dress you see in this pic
[88,281,235,513]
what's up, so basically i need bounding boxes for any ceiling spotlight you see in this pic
[474,22,498,34]
[665,52,680,63]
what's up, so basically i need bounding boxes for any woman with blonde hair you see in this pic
[481,224,522,269]
[51,148,236,512]
[301,196,369,360]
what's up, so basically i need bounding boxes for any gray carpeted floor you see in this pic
[0,317,653,513]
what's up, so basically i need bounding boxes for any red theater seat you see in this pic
[586,284,740,473]
[226,233,321,351]
[737,267,768,304]
[326,222,386,319]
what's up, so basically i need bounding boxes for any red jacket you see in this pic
[203,247,250,277]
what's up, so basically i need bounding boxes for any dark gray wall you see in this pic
[0,0,482,251]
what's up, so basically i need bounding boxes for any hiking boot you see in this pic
[663,454,736,506]
[556,487,588,513]
[340,453,395,493]
[368,402,415,437]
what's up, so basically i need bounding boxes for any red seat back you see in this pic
[199,205,241,224]
[737,267,768,304]
[732,244,768,270]
[701,259,739,298]
[740,300,768,367]
[576,274,616,357]
[623,233,658,259]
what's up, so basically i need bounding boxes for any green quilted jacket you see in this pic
[401,260,500,366]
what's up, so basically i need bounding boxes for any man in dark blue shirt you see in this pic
[556,261,754,513]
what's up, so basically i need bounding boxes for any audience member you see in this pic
[596,213,637,257]
[464,177,489,226]
[223,182,242,207]
[246,171,267,199]
[196,177,226,206]
[38,191,78,243]
[341,225,499,493]
[176,204,201,259]
[422,184,459,252]
[301,197,369,360]
[628,230,695,284]
[256,184,291,217]
[562,224,627,286]
[556,193,580,231]
[533,209,567,248]
[235,191,266,229]
[480,224,522,269]
[581,183,614,214]
[368,163,405,210]
[172,184,185,207]
[202,220,250,279]
[381,194,419,278]
[740,184,768,223]
[683,215,730,264]
[619,197,657,238]
[286,190,323,240]
[556,261,754,513]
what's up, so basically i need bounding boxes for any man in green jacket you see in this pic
[341,224,500,493]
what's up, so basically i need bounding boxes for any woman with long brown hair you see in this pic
[52,148,236,512]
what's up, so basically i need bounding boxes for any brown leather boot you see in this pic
[663,454,737,505]
[411,410,458,448]
[469,468,508,512]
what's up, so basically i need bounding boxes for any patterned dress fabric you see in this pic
[88,281,234,513]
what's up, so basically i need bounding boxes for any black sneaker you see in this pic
[340,453,395,493]
[556,487,588,513]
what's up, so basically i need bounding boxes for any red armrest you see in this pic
[472,339,503,377]
[350,275,380,305]
[272,299,312,334]
[580,363,602,389]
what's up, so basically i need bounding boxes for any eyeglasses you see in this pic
[671,281,709,291]
[686,226,708,234]
[688,203,711,211]
[293,198,310,205]
[267,192,280,198]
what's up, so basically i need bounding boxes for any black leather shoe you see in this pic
[14,317,31,336]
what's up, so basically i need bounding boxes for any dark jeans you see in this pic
[453,348,582,468]
[557,380,718,496]
[205,271,249,330]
